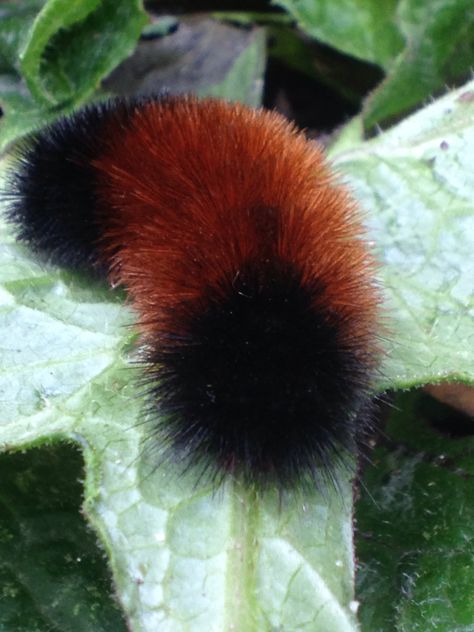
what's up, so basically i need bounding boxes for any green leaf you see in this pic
[0,444,127,632]
[0,0,147,153]
[0,77,66,154]
[275,0,474,128]
[362,0,474,128]
[273,0,404,68]
[356,390,474,630]
[19,0,147,105]
[333,79,474,389]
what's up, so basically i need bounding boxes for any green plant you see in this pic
[0,1,473,630]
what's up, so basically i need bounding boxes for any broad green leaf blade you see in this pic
[272,0,403,67]
[333,79,474,389]
[19,0,147,105]
[356,391,474,630]
[0,445,127,632]
[275,0,474,128]
[0,231,132,430]
[362,0,474,128]
[89,449,357,631]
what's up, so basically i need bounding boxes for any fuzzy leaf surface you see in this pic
[356,391,474,631]
[333,80,474,389]
[0,445,127,632]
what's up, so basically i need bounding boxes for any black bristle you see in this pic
[4,100,135,274]
[146,260,375,489]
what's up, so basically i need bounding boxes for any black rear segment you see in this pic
[146,260,374,489]
[4,99,136,274]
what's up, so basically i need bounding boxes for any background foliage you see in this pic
[0,1,473,630]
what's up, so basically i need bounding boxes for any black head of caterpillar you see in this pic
[4,95,381,491]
